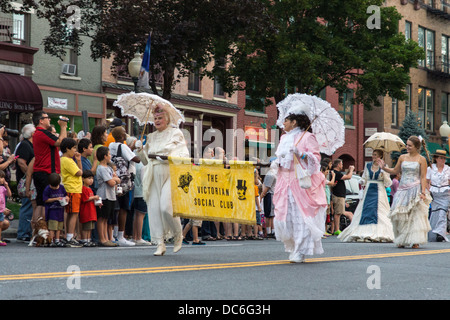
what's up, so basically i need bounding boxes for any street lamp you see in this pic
[439,120,450,148]
[128,51,142,93]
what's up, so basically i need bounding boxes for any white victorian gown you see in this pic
[139,126,190,252]
[389,161,431,247]
[338,163,394,242]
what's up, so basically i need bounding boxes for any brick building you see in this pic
[365,0,450,163]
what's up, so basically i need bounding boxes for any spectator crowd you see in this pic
[1,111,277,248]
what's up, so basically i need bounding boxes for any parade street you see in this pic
[1,236,450,301]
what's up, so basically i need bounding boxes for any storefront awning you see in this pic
[0,73,42,112]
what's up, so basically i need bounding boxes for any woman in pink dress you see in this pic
[273,107,327,263]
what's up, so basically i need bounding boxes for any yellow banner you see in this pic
[169,157,256,225]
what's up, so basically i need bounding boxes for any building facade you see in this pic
[365,0,450,162]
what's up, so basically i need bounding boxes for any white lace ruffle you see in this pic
[275,127,301,169]
[389,185,431,246]
[274,189,325,256]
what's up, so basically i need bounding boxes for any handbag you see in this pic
[294,154,311,189]
[17,175,36,199]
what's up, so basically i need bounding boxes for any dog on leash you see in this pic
[28,218,52,247]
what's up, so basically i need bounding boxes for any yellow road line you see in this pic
[2,249,450,281]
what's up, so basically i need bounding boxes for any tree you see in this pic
[391,111,428,163]
[1,0,267,100]
[216,0,425,110]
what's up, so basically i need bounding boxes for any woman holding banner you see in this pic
[137,104,189,256]
[273,104,327,263]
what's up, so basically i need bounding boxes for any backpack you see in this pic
[111,144,134,194]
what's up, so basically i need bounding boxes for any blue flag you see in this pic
[138,33,151,89]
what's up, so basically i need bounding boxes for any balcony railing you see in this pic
[426,55,450,79]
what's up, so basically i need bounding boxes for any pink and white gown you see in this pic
[273,128,327,260]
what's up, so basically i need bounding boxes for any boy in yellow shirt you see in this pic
[60,138,83,247]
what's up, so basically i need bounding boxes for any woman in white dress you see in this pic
[379,136,432,249]
[338,149,394,242]
[137,105,189,256]
[426,149,450,242]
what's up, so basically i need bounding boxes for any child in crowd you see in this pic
[60,138,83,247]
[96,146,120,247]
[321,165,335,237]
[80,170,99,247]
[43,173,68,247]
[253,169,263,240]
[0,170,11,246]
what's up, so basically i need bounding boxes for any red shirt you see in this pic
[33,126,60,174]
[80,186,97,223]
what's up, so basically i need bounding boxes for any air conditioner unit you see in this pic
[62,63,77,76]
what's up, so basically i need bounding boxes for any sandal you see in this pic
[233,236,244,241]
[202,235,216,241]
[412,244,420,249]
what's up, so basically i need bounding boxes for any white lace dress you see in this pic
[389,161,431,247]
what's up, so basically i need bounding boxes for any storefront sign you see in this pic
[245,126,267,141]
[48,97,68,109]
[0,101,37,112]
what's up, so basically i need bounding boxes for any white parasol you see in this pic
[113,92,185,127]
[363,132,406,153]
[276,93,345,155]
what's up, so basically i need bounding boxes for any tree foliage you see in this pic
[217,0,425,110]
[391,111,428,163]
[1,0,266,100]
[2,0,424,107]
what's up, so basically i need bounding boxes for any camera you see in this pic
[0,124,19,138]
[59,116,69,122]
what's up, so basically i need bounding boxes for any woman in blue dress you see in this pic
[338,149,394,242]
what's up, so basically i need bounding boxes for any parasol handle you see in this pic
[140,104,153,142]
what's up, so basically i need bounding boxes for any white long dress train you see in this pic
[389,161,431,247]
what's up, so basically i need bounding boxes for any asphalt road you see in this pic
[2,235,450,301]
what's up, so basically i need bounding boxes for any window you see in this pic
[12,13,26,45]
[426,29,435,69]
[405,21,411,40]
[418,26,435,69]
[442,92,449,123]
[405,84,412,115]
[188,62,200,92]
[392,98,398,126]
[213,77,224,96]
[338,90,354,126]
[442,35,449,74]
[245,90,265,113]
[62,48,78,76]
[418,87,434,131]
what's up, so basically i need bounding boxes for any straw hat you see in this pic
[431,149,450,158]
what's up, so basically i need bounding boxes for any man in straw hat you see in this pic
[426,149,450,242]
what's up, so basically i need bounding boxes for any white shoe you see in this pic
[173,235,182,253]
[154,243,166,256]
[117,237,135,247]
[289,252,305,263]
[134,239,152,246]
